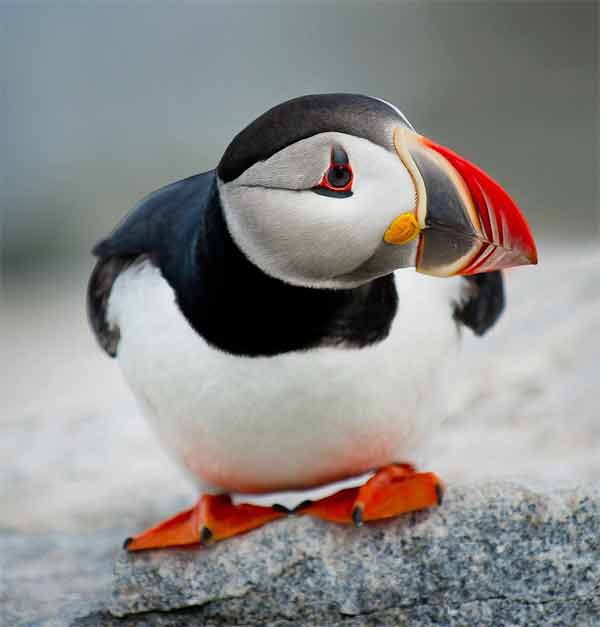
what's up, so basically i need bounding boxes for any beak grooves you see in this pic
[415,134,538,275]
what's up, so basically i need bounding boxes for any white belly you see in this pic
[108,261,462,495]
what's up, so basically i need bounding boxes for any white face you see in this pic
[219,132,419,289]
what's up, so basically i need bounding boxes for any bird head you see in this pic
[218,94,537,289]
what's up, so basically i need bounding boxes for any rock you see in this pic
[108,481,600,626]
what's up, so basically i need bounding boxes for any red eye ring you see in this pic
[318,162,353,193]
[317,146,354,194]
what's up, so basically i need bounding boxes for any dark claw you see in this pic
[272,503,291,514]
[200,526,213,545]
[122,537,133,550]
[293,499,313,513]
[351,506,363,528]
[435,482,445,506]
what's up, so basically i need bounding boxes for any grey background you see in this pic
[2,0,598,273]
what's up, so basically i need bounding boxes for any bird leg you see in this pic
[124,494,286,551]
[296,464,443,526]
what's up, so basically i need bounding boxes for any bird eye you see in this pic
[314,147,353,197]
[327,165,352,189]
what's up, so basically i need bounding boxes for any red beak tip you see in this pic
[521,232,538,266]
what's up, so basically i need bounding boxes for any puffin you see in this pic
[87,94,537,551]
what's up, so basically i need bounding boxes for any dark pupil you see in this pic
[328,165,350,188]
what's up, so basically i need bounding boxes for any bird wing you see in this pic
[455,272,505,336]
[87,171,216,356]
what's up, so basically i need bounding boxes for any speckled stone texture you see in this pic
[107,481,600,626]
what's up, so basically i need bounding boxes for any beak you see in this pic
[387,127,538,276]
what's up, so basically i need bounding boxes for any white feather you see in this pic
[108,260,464,506]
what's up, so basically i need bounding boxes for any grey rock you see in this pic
[108,481,600,625]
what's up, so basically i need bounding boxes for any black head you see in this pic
[217,93,412,183]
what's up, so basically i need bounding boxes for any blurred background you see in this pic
[1,1,598,537]
[2,0,598,271]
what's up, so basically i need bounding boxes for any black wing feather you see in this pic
[87,171,215,356]
[454,271,505,336]
[87,256,137,356]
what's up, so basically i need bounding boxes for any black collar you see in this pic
[175,174,399,356]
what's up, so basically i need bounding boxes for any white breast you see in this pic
[108,261,463,499]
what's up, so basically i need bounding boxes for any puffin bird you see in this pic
[88,94,537,550]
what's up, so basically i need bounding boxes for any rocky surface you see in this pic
[6,481,600,626]
[104,481,600,626]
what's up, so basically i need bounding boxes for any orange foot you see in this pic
[124,465,443,551]
[124,494,286,552]
[296,464,444,526]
